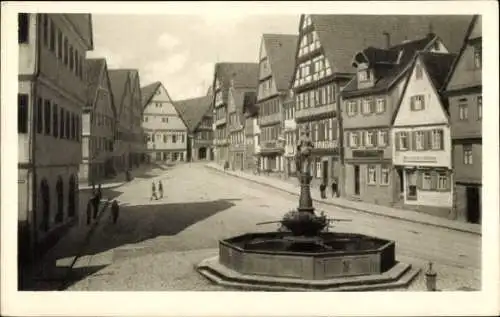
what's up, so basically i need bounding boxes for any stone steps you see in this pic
[197,256,421,292]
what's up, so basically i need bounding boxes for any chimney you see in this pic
[383,32,391,49]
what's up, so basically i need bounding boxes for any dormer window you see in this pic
[358,70,370,82]
[473,44,482,69]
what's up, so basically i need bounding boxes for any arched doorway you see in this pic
[55,177,63,223]
[68,175,76,217]
[40,179,50,232]
[198,147,207,160]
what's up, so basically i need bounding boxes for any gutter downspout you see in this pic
[29,13,42,261]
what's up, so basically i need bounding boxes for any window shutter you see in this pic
[369,99,375,113]
[410,96,415,111]
[384,131,389,146]
[395,132,401,151]
[372,130,377,146]
[446,171,452,191]
[417,171,423,189]
[346,132,350,147]
[439,129,444,150]
[411,131,416,150]
[360,131,365,147]
[331,119,338,139]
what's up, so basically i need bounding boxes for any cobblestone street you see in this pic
[60,163,481,291]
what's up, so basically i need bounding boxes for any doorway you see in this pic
[466,186,481,224]
[322,160,328,184]
[199,147,207,160]
[397,168,404,194]
[354,165,360,196]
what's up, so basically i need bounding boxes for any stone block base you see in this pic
[197,256,420,291]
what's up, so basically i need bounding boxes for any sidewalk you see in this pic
[205,163,481,235]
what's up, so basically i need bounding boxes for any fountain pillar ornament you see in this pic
[296,125,315,214]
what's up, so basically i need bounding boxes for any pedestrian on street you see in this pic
[158,180,164,199]
[92,194,100,219]
[97,184,102,203]
[86,199,92,225]
[111,200,120,224]
[320,182,327,199]
[331,178,339,198]
[151,181,158,200]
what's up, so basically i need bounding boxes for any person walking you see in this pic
[111,200,120,224]
[331,178,339,198]
[320,182,327,199]
[158,180,164,199]
[150,181,158,201]
[97,184,102,203]
[86,199,92,225]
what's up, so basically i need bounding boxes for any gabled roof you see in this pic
[341,34,437,97]
[262,34,298,91]
[392,51,456,124]
[108,69,131,117]
[214,63,259,89]
[65,14,94,50]
[304,14,471,78]
[442,15,480,93]
[173,95,213,133]
[140,81,162,108]
[86,58,105,104]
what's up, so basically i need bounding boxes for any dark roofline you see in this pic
[88,14,94,50]
[391,52,453,125]
[441,15,480,94]
[141,81,162,109]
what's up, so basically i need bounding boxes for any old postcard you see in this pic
[1,1,499,316]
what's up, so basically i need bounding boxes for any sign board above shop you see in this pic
[351,150,384,159]
[403,156,438,164]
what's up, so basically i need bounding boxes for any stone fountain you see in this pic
[197,127,420,291]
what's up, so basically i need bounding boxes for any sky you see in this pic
[86,14,300,101]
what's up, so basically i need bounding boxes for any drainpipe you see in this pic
[28,13,42,262]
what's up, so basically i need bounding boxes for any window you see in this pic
[463,144,473,165]
[415,131,425,150]
[57,29,63,59]
[181,134,185,143]
[44,100,51,135]
[422,172,432,190]
[162,117,168,123]
[477,96,482,120]
[367,166,377,185]
[18,13,29,43]
[362,99,371,114]
[459,103,468,120]
[415,64,423,79]
[36,98,43,133]
[163,134,167,143]
[49,19,56,52]
[473,45,482,69]
[437,172,448,190]
[358,70,369,81]
[63,37,68,65]
[431,129,444,150]
[347,101,357,116]
[52,104,59,138]
[172,135,177,143]
[380,166,390,185]
[143,116,148,122]
[65,111,70,138]
[399,132,408,150]
[365,131,374,147]
[376,98,386,113]
[378,131,388,147]
[349,132,359,148]
[18,94,28,133]
[411,95,425,111]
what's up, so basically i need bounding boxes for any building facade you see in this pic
[290,14,472,195]
[442,16,482,224]
[392,52,456,218]
[228,87,247,171]
[211,63,259,167]
[283,89,298,177]
[341,34,451,206]
[141,82,188,163]
[243,96,260,171]
[109,69,145,171]
[173,95,214,162]
[256,34,298,174]
[80,58,115,185]
[18,13,93,261]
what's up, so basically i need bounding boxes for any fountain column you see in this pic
[296,126,315,214]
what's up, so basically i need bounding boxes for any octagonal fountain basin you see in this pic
[196,232,421,291]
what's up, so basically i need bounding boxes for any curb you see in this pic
[205,165,481,236]
[59,200,111,290]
